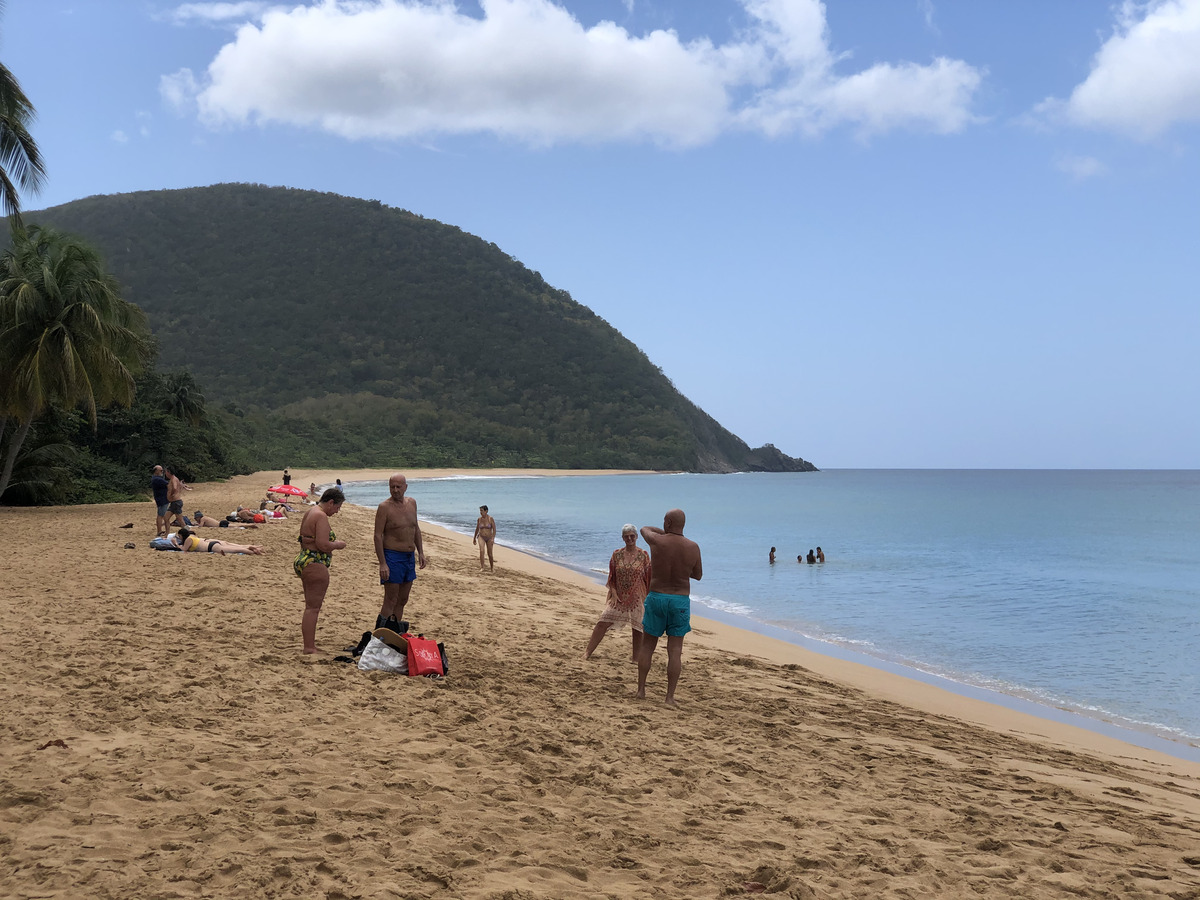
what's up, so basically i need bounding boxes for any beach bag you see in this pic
[381,615,409,634]
[149,537,180,551]
[357,637,408,674]
[406,634,444,676]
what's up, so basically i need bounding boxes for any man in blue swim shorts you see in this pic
[636,508,703,706]
[374,474,427,628]
[151,465,169,536]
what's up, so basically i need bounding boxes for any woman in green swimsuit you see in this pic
[295,487,347,654]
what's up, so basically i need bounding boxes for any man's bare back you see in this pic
[641,510,702,595]
[636,508,703,705]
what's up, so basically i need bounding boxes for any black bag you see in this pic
[352,631,373,657]
[381,615,409,634]
[437,642,449,675]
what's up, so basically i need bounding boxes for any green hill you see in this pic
[27,184,815,472]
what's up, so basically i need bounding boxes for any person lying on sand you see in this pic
[173,527,265,555]
[191,511,256,529]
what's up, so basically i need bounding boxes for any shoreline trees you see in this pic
[0,225,153,501]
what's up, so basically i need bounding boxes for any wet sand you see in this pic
[2,468,1199,899]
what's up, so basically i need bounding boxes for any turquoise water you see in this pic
[342,470,1200,756]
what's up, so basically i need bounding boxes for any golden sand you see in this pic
[2,468,1199,899]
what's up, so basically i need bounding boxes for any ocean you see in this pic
[342,470,1200,760]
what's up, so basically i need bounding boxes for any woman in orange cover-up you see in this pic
[584,524,652,662]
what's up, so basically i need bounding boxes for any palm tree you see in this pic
[163,370,207,427]
[0,9,46,225]
[0,224,152,501]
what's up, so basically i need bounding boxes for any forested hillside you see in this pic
[28,184,814,472]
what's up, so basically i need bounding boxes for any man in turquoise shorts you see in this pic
[636,508,703,706]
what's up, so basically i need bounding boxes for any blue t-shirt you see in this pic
[151,474,169,505]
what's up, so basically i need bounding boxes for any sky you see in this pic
[4,0,1199,468]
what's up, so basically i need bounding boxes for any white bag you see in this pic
[357,636,408,674]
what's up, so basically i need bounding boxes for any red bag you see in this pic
[406,634,444,676]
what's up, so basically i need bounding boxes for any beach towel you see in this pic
[357,637,408,674]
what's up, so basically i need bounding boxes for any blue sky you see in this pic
[5,0,1199,468]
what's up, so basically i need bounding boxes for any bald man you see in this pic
[151,465,169,536]
[374,473,427,627]
[636,508,703,706]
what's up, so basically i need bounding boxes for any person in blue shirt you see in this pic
[151,465,170,536]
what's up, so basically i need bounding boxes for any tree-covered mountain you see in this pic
[27,184,815,472]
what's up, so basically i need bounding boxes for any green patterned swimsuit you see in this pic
[293,527,336,577]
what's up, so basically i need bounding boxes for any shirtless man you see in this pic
[165,467,189,529]
[374,473,427,627]
[472,505,496,571]
[636,508,703,706]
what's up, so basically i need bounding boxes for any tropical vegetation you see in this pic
[0,224,245,504]
[0,43,244,505]
[30,184,816,474]
[0,48,45,225]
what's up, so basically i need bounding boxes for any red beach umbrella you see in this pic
[269,484,308,497]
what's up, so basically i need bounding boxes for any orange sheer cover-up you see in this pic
[598,546,651,631]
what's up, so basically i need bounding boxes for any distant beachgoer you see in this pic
[769,546,776,564]
[585,524,652,661]
[282,467,291,486]
[233,506,259,523]
[374,474,426,628]
[151,465,169,536]
[295,487,348,655]
[165,466,189,529]
[806,549,816,564]
[473,505,496,571]
[193,510,254,530]
[636,508,703,706]
[797,554,803,563]
[174,527,265,556]
[816,546,825,563]
[258,500,288,518]
[309,482,318,498]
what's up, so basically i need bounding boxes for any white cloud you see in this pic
[169,0,984,146]
[160,67,201,113]
[918,0,939,36]
[1056,154,1109,180]
[1048,0,1200,138]
[166,2,276,24]
[111,130,130,143]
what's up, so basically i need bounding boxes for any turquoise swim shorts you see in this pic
[642,590,691,638]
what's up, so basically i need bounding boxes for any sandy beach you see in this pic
[2,468,1199,899]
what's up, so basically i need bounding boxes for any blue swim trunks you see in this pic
[381,549,417,585]
[642,591,691,638]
